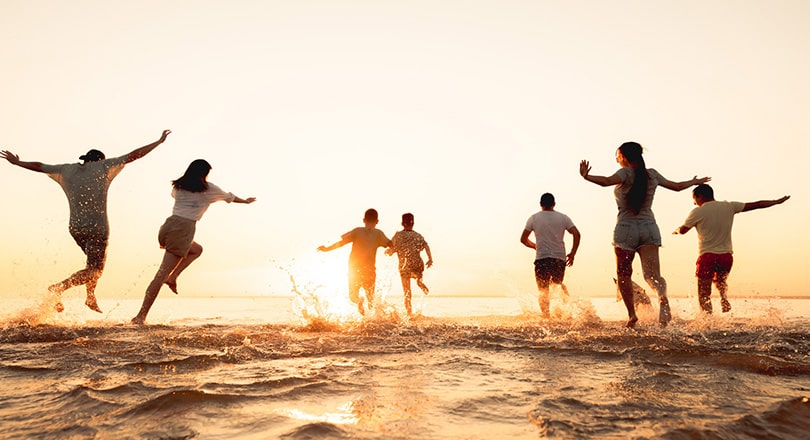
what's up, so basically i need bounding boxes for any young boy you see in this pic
[520,193,581,318]
[318,208,392,315]
[386,213,433,316]
[674,184,789,313]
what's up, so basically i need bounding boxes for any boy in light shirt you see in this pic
[674,184,789,313]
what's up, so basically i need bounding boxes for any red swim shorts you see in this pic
[695,253,733,279]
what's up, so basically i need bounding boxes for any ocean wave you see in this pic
[659,397,810,440]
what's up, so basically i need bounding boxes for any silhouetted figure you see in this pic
[1,130,171,313]
[386,213,433,316]
[521,193,581,318]
[318,209,392,315]
[580,142,709,327]
[674,184,789,313]
[131,159,256,325]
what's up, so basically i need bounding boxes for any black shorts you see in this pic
[534,258,565,288]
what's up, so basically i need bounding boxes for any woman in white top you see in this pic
[580,142,709,328]
[132,159,256,325]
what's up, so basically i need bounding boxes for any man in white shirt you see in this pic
[674,184,789,313]
[1,130,171,313]
[521,193,581,318]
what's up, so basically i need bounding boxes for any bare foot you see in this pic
[165,281,178,294]
[721,298,732,313]
[85,297,103,313]
[130,317,146,325]
[626,316,638,328]
[659,297,672,327]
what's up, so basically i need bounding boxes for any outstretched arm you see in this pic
[579,160,622,186]
[742,195,790,212]
[233,196,256,204]
[0,150,45,173]
[318,237,350,252]
[124,130,171,164]
[566,226,581,267]
[658,175,711,192]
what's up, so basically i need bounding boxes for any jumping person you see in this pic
[131,159,256,325]
[1,130,171,313]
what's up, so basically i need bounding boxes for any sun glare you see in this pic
[282,251,360,323]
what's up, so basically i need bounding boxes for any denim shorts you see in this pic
[612,219,662,251]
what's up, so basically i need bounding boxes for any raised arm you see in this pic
[742,195,790,212]
[0,150,45,173]
[579,160,623,186]
[658,175,711,192]
[124,130,171,164]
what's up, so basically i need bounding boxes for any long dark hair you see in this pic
[619,142,648,215]
[172,159,211,193]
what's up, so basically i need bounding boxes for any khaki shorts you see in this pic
[158,215,196,257]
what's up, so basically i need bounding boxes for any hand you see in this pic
[1,150,20,165]
[566,253,575,267]
[426,259,433,268]
[384,248,394,256]
[317,245,327,252]
[776,195,790,204]
[692,176,711,185]
[159,130,172,142]
[579,160,591,178]
[244,197,257,204]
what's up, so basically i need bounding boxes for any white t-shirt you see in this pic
[613,167,665,221]
[42,156,128,233]
[524,210,575,261]
[682,200,745,255]
[171,182,236,221]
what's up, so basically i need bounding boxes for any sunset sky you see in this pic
[2,0,808,308]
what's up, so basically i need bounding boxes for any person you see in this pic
[579,141,710,327]
[674,184,789,314]
[385,213,433,316]
[520,193,581,318]
[318,209,392,315]
[131,159,256,325]
[1,130,172,313]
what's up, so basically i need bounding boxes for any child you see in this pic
[318,209,392,315]
[674,184,789,313]
[386,213,433,315]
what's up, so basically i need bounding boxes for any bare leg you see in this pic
[131,252,182,325]
[416,277,429,295]
[164,242,203,294]
[615,248,638,327]
[715,273,731,312]
[559,283,570,303]
[697,278,713,313]
[49,267,102,313]
[538,287,551,318]
[84,278,102,313]
[638,245,670,326]
[401,275,412,315]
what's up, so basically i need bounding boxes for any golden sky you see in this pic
[2,0,808,302]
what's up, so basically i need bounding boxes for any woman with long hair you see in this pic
[580,142,709,328]
[131,159,256,324]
